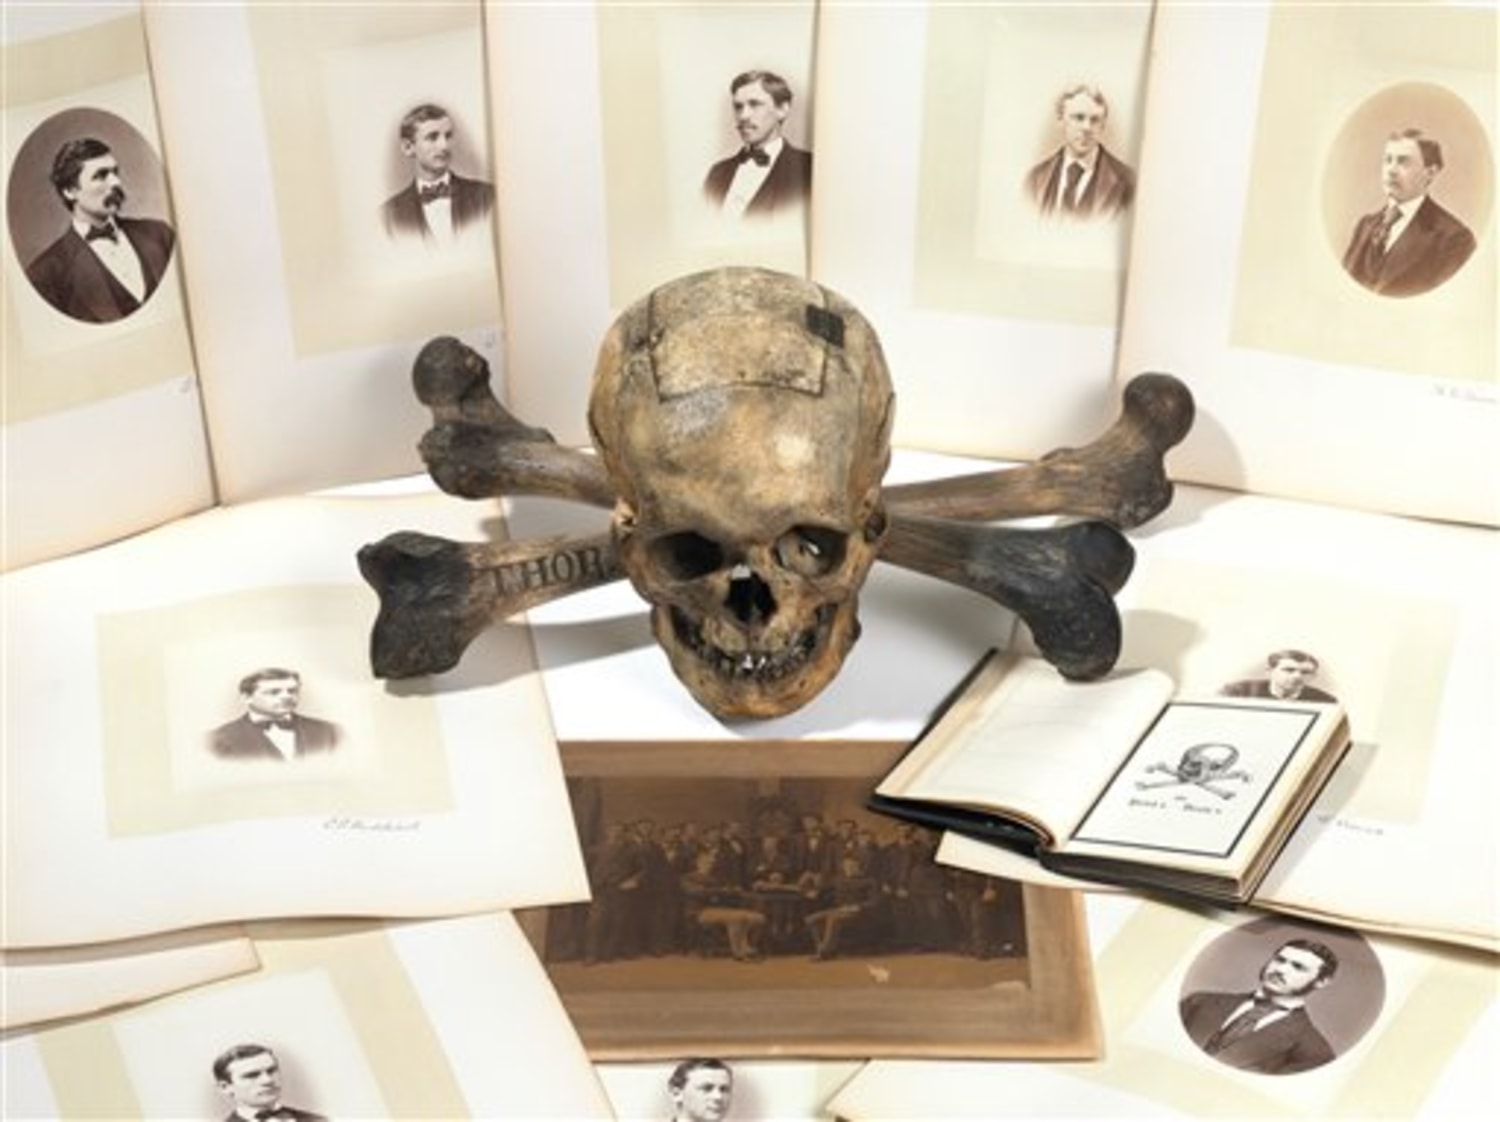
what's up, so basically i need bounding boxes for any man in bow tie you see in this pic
[1342,127,1476,297]
[1179,937,1340,1075]
[208,668,343,762]
[1024,84,1136,221]
[702,70,813,221]
[381,102,495,245]
[25,136,176,323]
[213,1044,327,1122]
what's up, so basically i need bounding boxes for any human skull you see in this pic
[1178,742,1239,781]
[587,267,895,720]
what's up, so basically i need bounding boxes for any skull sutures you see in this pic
[587,268,895,720]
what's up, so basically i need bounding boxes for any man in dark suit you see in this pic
[1342,128,1476,297]
[702,70,812,221]
[212,1043,327,1122]
[207,668,342,762]
[1180,938,1340,1075]
[1220,648,1337,703]
[25,136,175,324]
[381,103,495,245]
[1024,84,1136,221]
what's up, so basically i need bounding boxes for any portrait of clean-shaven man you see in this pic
[380,102,495,246]
[667,1057,735,1122]
[1341,127,1477,297]
[1023,82,1136,221]
[212,1044,327,1122]
[1219,648,1338,704]
[206,668,344,762]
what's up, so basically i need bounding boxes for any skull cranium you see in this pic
[1178,742,1239,781]
[587,268,895,720]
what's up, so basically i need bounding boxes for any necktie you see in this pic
[85,223,117,242]
[1062,162,1085,211]
[1361,203,1400,278]
[255,717,294,731]
[737,146,770,167]
[1204,996,1278,1054]
[419,181,451,203]
[1373,203,1400,252]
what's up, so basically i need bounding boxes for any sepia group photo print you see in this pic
[518,740,1100,1060]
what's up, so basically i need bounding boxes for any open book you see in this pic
[871,651,1351,904]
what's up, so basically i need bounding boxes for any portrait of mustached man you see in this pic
[25,135,176,323]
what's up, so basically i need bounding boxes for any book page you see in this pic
[1,926,256,1032]
[2,915,612,1120]
[810,2,1153,459]
[2,490,589,948]
[1065,699,1338,867]
[876,653,1175,845]
[2,6,214,571]
[1117,3,1497,525]
[141,2,506,500]
[485,1,816,447]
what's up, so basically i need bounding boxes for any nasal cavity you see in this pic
[726,565,776,625]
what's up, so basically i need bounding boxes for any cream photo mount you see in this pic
[95,583,453,838]
[16,916,610,1121]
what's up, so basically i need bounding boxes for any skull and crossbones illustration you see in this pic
[358,267,1193,720]
[1135,742,1252,800]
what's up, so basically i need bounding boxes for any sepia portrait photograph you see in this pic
[596,1056,854,1122]
[6,107,177,328]
[1327,95,1485,302]
[595,1,815,306]
[914,3,1151,327]
[376,101,495,251]
[518,740,1099,1060]
[1177,916,1384,1077]
[1219,647,1339,705]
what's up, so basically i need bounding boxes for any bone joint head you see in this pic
[588,267,895,720]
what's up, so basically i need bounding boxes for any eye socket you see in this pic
[774,526,847,577]
[648,532,726,580]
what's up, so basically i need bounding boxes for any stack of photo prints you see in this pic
[4,2,1494,1119]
